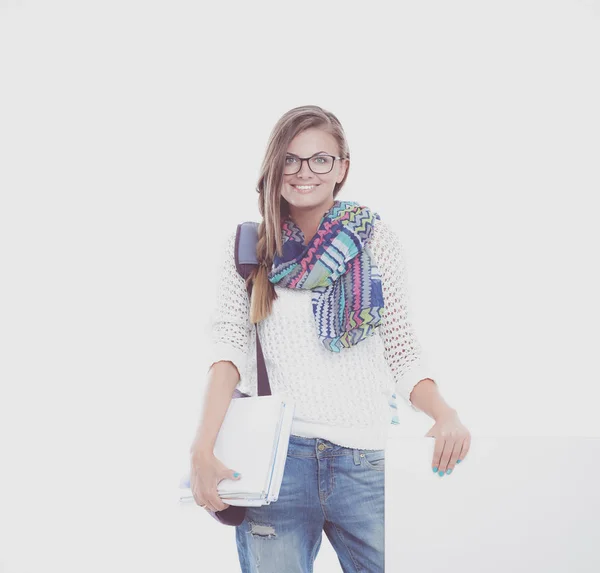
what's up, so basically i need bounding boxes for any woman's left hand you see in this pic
[425,409,471,476]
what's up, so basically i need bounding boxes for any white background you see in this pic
[0,1,599,571]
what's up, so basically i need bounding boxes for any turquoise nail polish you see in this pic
[456,460,461,464]
[446,469,452,475]
[233,472,240,478]
[438,470,445,476]
[433,467,438,473]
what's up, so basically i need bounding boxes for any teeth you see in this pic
[294,185,315,190]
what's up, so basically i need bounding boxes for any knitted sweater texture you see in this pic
[205,217,437,450]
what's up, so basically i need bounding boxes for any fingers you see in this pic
[432,438,455,475]
[431,437,446,474]
[447,441,462,471]
[190,462,239,512]
[207,491,229,512]
[458,434,471,463]
[191,484,216,511]
[436,439,454,474]
[200,496,229,512]
[191,489,207,509]
[206,499,229,512]
[442,440,463,474]
[194,494,222,513]
[433,436,470,476]
[205,470,239,511]
[193,482,231,512]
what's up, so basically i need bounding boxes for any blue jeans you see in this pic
[235,434,385,572]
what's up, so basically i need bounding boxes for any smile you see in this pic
[292,184,318,193]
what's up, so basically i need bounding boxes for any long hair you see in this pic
[249,105,351,324]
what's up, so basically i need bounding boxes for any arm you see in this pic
[190,360,241,456]
[190,230,252,455]
[409,378,455,422]
[371,219,445,415]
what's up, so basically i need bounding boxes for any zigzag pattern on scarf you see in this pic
[283,224,304,244]
[319,307,386,351]
[270,200,399,425]
[271,202,382,342]
[338,209,374,238]
[313,303,386,333]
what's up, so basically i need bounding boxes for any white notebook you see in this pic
[179,394,295,507]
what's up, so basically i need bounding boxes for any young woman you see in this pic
[190,105,471,572]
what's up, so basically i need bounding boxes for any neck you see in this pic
[288,198,336,245]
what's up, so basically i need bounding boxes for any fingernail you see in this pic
[438,470,445,476]
[456,460,461,464]
[446,469,452,475]
[233,472,241,478]
[432,467,438,473]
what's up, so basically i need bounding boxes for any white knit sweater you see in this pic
[204,216,438,450]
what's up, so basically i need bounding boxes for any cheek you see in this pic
[281,181,293,196]
[320,176,336,189]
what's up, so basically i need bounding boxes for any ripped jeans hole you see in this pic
[250,523,277,539]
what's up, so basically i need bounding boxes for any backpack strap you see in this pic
[234,221,260,290]
[233,221,271,397]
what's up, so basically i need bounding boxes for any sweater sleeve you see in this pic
[204,229,252,380]
[370,218,439,413]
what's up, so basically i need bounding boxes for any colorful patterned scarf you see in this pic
[268,200,385,352]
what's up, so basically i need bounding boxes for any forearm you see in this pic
[409,378,455,421]
[190,360,241,456]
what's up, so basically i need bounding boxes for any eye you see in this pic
[285,156,298,164]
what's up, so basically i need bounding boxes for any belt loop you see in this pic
[353,448,361,465]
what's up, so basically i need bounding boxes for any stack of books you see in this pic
[179,395,295,507]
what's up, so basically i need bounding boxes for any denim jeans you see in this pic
[235,434,385,572]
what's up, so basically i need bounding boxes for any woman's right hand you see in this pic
[189,448,242,512]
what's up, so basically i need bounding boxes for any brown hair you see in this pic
[248,105,351,324]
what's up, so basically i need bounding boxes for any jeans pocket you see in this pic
[361,449,385,471]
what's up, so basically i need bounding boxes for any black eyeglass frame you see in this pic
[284,153,344,175]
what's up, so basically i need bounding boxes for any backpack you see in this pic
[234,221,260,296]
[204,222,268,528]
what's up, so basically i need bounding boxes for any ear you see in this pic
[336,159,349,183]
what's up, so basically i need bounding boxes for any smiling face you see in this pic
[280,127,348,215]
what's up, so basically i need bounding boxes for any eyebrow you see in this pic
[286,151,330,157]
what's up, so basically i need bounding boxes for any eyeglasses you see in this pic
[284,153,343,175]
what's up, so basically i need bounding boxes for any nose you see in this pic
[297,159,316,178]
